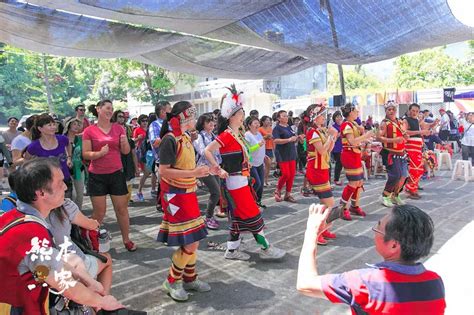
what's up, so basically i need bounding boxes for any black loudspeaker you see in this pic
[333,95,344,107]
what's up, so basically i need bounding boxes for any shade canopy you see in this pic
[1,0,472,78]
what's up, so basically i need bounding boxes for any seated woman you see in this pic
[46,198,113,295]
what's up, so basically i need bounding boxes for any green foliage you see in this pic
[0,44,192,123]
[327,64,381,95]
[394,48,474,89]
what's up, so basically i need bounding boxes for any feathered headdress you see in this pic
[384,100,398,110]
[310,104,327,122]
[221,83,244,119]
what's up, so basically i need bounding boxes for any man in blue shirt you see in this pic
[148,101,172,205]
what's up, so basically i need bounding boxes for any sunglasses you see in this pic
[140,120,148,123]
[117,115,125,119]
[77,108,85,112]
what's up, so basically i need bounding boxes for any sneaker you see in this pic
[382,196,394,207]
[350,206,366,217]
[136,192,145,202]
[215,211,227,218]
[317,235,328,245]
[205,217,219,230]
[224,249,250,261]
[322,230,336,239]
[342,209,352,221]
[259,246,286,260]
[183,278,211,292]
[391,195,405,205]
[162,279,189,301]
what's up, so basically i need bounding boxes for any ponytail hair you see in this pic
[217,114,229,135]
[89,99,112,118]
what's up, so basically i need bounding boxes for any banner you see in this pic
[443,88,456,102]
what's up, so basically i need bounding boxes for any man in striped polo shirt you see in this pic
[297,204,445,314]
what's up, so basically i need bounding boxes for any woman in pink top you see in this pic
[82,100,136,252]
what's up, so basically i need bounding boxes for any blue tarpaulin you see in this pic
[0,0,472,78]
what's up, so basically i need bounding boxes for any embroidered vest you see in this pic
[383,118,406,153]
[161,133,197,190]
[341,121,361,153]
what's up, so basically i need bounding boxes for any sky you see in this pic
[363,41,471,81]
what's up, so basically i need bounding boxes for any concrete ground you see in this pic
[80,160,473,314]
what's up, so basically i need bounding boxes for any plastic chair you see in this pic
[451,160,474,182]
[437,152,452,170]
[448,141,459,153]
[362,161,368,181]
[372,152,387,178]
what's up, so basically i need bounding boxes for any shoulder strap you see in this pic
[465,123,473,134]
[0,214,48,236]
[3,196,17,205]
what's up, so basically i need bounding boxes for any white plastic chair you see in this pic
[362,161,368,181]
[451,160,474,182]
[437,152,452,170]
[372,152,387,178]
[448,141,459,153]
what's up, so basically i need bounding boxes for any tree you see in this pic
[394,48,474,89]
[327,64,381,94]
[100,59,173,106]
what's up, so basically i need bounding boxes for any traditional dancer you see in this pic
[204,84,286,261]
[377,102,408,207]
[157,101,211,302]
[305,104,338,245]
[339,103,374,220]
[403,103,435,199]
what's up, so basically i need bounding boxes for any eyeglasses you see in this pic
[372,223,385,235]
[117,115,125,119]
[140,120,148,123]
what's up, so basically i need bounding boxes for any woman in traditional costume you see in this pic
[338,103,374,220]
[157,101,211,302]
[204,85,286,261]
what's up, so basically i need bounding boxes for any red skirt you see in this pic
[306,160,333,199]
[341,150,364,181]
[157,182,207,246]
[226,185,265,234]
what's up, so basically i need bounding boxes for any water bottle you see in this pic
[98,229,112,253]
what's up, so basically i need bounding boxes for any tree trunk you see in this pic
[142,63,158,106]
[42,54,54,113]
[323,0,346,100]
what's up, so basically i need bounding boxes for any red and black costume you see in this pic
[306,127,332,199]
[339,120,366,218]
[217,128,269,251]
[405,117,424,195]
[381,118,408,197]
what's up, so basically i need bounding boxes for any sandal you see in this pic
[284,195,297,203]
[124,240,137,252]
[274,190,282,202]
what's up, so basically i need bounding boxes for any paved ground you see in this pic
[79,157,473,314]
